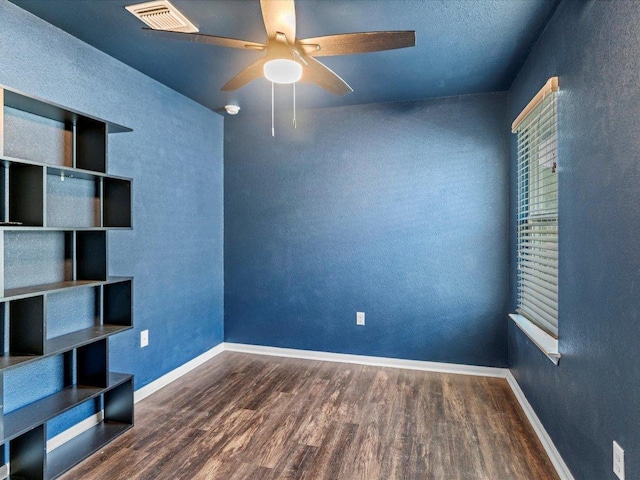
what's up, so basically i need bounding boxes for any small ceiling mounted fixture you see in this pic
[224,104,241,115]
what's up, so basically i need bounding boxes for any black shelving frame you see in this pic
[0,84,134,479]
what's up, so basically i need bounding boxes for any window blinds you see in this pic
[513,80,559,337]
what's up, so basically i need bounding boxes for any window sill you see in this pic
[509,314,560,365]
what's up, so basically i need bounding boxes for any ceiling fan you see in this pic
[145,0,416,96]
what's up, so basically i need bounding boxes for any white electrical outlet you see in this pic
[356,311,365,326]
[140,330,149,348]
[613,440,625,480]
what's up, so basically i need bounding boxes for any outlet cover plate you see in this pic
[356,312,365,326]
[141,329,149,348]
[614,440,625,480]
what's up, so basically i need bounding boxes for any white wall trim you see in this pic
[134,342,225,403]
[506,372,574,480]
[224,343,509,378]
[509,314,560,365]
[47,412,103,452]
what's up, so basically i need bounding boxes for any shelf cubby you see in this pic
[75,118,107,174]
[2,230,74,293]
[9,295,45,356]
[1,230,109,296]
[104,177,131,228]
[8,162,44,227]
[46,172,100,229]
[77,339,108,388]
[76,231,106,281]
[103,279,133,327]
[10,424,46,480]
[0,164,5,223]
[2,103,72,169]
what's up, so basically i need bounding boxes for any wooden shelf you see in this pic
[3,86,130,134]
[1,373,132,444]
[0,226,132,231]
[47,325,131,355]
[0,325,132,372]
[0,155,132,181]
[47,422,133,479]
[1,276,132,303]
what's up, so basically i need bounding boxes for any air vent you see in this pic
[125,0,198,33]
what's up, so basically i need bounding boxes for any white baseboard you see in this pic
[47,412,103,452]
[134,342,225,403]
[506,372,574,480]
[224,343,509,378]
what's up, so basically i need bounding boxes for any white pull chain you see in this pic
[271,81,275,137]
[293,82,297,129]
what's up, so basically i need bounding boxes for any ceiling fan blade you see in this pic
[302,57,353,96]
[221,57,268,91]
[260,0,296,43]
[143,28,265,50]
[300,31,416,57]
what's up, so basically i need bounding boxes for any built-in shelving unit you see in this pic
[0,84,133,479]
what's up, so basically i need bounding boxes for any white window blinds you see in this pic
[513,78,559,337]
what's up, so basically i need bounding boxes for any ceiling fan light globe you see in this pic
[263,59,303,84]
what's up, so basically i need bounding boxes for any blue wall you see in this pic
[225,93,509,367]
[508,1,640,478]
[0,0,224,426]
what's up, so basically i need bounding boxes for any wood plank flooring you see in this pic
[60,352,559,480]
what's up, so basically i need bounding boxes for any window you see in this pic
[511,77,559,362]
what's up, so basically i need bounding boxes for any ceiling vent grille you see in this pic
[125,0,198,33]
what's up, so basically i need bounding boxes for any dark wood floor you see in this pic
[60,352,558,480]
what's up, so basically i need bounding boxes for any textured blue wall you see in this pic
[225,93,509,367]
[0,0,224,433]
[508,1,640,478]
